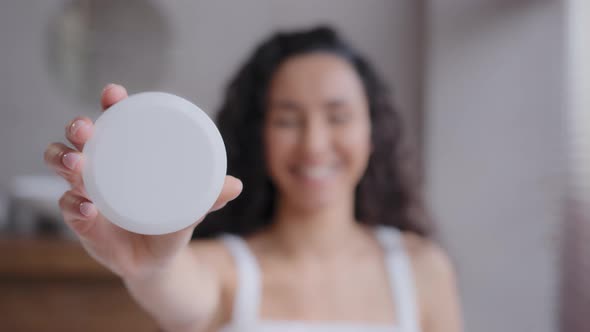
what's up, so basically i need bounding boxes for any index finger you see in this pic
[101,84,129,111]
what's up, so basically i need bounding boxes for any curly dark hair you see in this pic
[193,25,432,238]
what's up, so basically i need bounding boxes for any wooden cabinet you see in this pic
[0,235,158,331]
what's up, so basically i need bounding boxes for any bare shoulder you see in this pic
[189,238,233,267]
[401,232,463,332]
[401,232,456,282]
[188,238,239,328]
[189,238,236,284]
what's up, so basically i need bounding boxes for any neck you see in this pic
[267,194,368,258]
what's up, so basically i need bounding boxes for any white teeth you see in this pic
[299,166,334,180]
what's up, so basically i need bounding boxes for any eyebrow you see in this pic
[269,100,303,111]
[324,98,347,109]
[269,97,350,112]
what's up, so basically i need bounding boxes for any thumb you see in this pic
[209,176,242,212]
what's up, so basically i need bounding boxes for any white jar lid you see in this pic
[82,92,226,235]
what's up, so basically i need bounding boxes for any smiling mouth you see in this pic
[292,165,338,182]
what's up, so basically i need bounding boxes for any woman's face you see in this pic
[264,52,371,212]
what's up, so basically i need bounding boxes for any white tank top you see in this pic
[219,226,421,332]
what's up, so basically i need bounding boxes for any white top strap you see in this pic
[221,234,261,326]
[375,226,421,332]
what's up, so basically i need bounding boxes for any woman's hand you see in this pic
[43,84,242,280]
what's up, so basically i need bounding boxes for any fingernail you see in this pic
[80,202,95,217]
[63,152,81,170]
[102,83,120,93]
[70,119,88,137]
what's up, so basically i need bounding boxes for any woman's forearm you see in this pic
[123,247,220,332]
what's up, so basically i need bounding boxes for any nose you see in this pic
[300,116,330,160]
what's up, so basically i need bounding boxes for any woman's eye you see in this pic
[272,116,301,127]
[328,112,350,124]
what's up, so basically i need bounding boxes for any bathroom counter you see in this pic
[0,234,158,331]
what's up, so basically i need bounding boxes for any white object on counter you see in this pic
[7,175,70,233]
[10,175,70,217]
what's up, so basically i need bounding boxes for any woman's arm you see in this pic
[44,84,240,332]
[124,243,222,332]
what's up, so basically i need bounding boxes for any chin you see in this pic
[286,187,342,212]
[273,168,358,212]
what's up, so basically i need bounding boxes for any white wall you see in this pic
[563,0,590,330]
[0,0,422,219]
[424,1,565,331]
[568,0,590,197]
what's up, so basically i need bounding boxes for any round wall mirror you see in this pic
[46,0,171,106]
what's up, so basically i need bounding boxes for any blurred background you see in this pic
[0,0,588,331]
